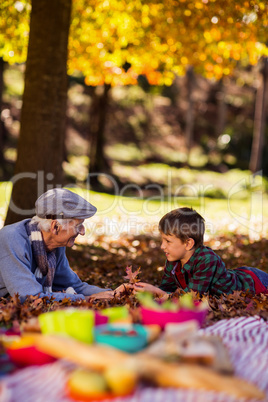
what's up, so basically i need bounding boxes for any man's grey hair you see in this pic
[30,215,73,232]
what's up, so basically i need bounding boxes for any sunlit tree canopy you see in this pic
[1,0,268,85]
[0,0,31,64]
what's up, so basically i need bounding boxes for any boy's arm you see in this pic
[133,282,168,299]
[159,260,178,293]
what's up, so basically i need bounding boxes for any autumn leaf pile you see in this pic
[201,291,268,327]
[0,233,267,330]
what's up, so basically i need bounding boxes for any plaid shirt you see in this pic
[159,245,255,295]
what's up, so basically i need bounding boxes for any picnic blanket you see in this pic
[1,316,268,402]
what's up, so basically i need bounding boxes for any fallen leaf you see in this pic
[123,266,141,284]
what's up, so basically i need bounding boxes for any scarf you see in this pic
[26,221,56,294]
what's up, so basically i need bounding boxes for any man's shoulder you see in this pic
[0,219,31,249]
[0,219,30,235]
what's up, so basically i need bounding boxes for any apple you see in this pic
[67,368,109,400]
[104,365,138,396]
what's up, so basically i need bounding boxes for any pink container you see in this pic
[94,312,109,326]
[140,307,207,329]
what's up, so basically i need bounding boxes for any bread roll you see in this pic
[35,334,266,401]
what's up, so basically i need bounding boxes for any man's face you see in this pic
[56,219,85,248]
[160,232,188,262]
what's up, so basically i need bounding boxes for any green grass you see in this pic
[111,164,266,199]
[1,180,267,239]
[64,154,268,201]
[3,66,24,99]
[74,188,268,242]
[0,182,12,210]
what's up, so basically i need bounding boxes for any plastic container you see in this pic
[6,335,56,366]
[95,324,148,353]
[7,345,56,367]
[95,312,109,326]
[140,307,207,329]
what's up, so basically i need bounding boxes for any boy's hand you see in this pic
[85,290,115,301]
[133,282,168,299]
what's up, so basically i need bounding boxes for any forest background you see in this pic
[0,0,268,317]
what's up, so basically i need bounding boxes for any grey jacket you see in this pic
[0,219,106,302]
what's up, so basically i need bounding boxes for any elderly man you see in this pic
[0,188,114,302]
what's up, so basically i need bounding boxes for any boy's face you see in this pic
[160,232,190,262]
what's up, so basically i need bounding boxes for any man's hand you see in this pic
[85,290,115,301]
[113,283,133,296]
[133,282,168,299]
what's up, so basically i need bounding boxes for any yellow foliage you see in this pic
[1,0,268,85]
[181,56,188,65]
[184,10,191,16]
[195,2,203,9]
[0,0,30,63]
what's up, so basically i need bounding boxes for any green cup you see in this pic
[100,306,129,323]
[38,309,94,343]
[38,310,67,335]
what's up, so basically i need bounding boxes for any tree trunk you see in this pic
[185,66,195,162]
[89,83,111,175]
[249,57,268,174]
[216,78,227,137]
[5,0,72,225]
[0,58,6,175]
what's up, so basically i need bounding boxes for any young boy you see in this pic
[133,207,268,297]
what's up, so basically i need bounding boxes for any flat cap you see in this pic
[35,188,97,220]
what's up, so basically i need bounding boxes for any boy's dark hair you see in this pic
[159,207,205,248]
